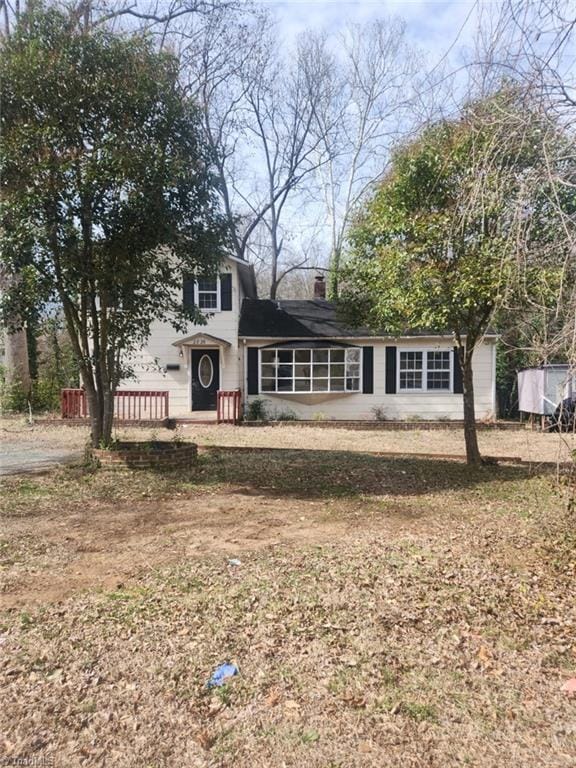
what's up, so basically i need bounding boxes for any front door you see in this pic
[191,348,220,410]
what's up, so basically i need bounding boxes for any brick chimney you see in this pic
[314,274,326,299]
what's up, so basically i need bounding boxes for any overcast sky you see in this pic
[269,0,483,69]
[217,1,496,281]
[248,0,487,266]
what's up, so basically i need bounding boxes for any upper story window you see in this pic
[195,277,220,311]
[398,349,452,392]
[260,347,361,393]
[183,272,232,313]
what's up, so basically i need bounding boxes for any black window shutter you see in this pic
[385,346,397,394]
[183,276,195,310]
[453,347,464,394]
[362,347,374,393]
[247,348,259,394]
[220,273,232,311]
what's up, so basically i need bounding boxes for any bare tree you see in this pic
[180,6,272,265]
[452,0,576,439]
[179,13,422,299]
[483,0,576,368]
[180,10,338,297]
[490,0,576,112]
[305,19,420,297]
[0,0,233,38]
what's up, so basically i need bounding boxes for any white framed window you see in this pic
[195,277,220,311]
[399,350,423,391]
[426,350,451,390]
[398,349,452,393]
[259,347,362,394]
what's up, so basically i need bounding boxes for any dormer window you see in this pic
[195,277,220,311]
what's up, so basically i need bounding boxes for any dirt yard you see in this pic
[1,420,575,766]
[2,416,575,465]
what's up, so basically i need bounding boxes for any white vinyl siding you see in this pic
[245,339,496,421]
[121,262,242,414]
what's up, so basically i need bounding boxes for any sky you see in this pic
[269,0,484,71]
[242,0,490,272]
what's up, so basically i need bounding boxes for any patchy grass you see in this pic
[2,416,575,463]
[0,447,539,516]
[1,441,575,766]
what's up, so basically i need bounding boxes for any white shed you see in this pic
[517,365,575,416]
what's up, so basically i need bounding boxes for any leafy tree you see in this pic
[340,91,573,465]
[0,312,80,414]
[0,9,227,446]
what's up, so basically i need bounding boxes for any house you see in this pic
[127,255,498,420]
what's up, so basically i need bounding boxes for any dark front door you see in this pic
[191,348,220,410]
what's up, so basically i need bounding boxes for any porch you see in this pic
[60,388,242,425]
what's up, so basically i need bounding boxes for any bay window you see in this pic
[260,346,361,393]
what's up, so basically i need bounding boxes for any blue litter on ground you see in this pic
[207,663,239,688]
[228,558,242,566]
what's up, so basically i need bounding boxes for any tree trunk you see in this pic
[25,319,38,381]
[82,379,116,448]
[84,383,102,448]
[86,389,116,448]
[4,327,31,396]
[461,354,482,467]
[50,322,63,386]
[101,387,115,448]
[328,247,341,300]
[269,229,279,300]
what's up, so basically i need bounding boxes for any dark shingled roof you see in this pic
[239,299,370,338]
[239,298,498,339]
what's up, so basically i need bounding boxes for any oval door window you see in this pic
[198,354,214,388]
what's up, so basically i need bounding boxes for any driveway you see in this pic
[0,441,82,475]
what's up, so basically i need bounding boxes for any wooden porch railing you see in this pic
[217,389,242,424]
[61,388,87,419]
[61,389,169,421]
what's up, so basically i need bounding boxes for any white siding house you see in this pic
[241,337,496,421]
[123,256,254,415]
[127,256,497,420]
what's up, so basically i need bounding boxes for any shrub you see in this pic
[0,367,67,414]
[246,398,269,421]
[271,408,298,421]
[0,314,80,415]
[277,411,298,421]
[372,405,387,421]
[0,368,29,413]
